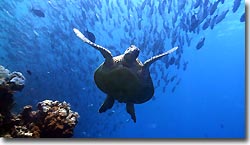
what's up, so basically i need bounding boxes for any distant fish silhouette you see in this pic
[26,70,32,75]
[170,75,176,82]
[232,0,241,13]
[215,9,229,25]
[83,30,96,43]
[210,15,218,30]
[202,18,211,30]
[240,13,245,22]
[209,0,220,15]
[31,8,45,17]
[169,56,175,65]
[171,86,176,93]
[183,61,188,71]
[196,37,205,50]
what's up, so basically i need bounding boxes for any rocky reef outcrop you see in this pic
[0,65,79,138]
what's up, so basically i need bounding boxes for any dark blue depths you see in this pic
[0,0,245,138]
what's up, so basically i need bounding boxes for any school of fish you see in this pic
[0,0,244,137]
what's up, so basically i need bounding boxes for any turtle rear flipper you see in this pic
[126,103,136,123]
[73,28,113,62]
[99,95,115,113]
[143,46,178,69]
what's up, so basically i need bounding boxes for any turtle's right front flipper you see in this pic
[143,46,178,69]
[73,28,113,62]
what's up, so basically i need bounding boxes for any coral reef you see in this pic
[0,65,25,92]
[38,100,79,137]
[0,88,14,137]
[0,65,25,137]
[9,100,79,138]
[0,65,25,117]
[0,65,79,138]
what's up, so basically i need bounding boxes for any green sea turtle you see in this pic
[73,28,178,123]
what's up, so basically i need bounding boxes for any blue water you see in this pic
[0,0,245,138]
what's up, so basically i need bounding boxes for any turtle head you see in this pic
[124,45,140,63]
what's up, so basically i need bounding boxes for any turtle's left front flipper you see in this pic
[99,95,115,113]
[126,103,136,123]
[73,28,113,61]
[143,46,178,69]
